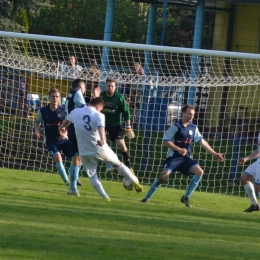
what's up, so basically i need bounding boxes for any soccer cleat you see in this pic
[65,181,70,186]
[243,204,260,213]
[129,168,136,176]
[105,165,115,173]
[77,180,83,186]
[141,198,148,203]
[180,195,192,208]
[133,182,143,193]
[104,197,111,202]
[67,189,80,196]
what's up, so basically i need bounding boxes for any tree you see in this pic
[1,0,52,32]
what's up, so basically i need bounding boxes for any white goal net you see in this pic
[1,30,260,196]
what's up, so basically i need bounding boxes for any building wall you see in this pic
[208,3,260,132]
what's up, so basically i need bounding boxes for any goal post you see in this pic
[1,30,260,196]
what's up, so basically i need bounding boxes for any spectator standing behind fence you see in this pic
[62,55,82,79]
[130,62,144,124]
[132,62,144,75]
[84,59,101,104]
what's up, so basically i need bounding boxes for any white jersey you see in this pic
[62,64,82,79]
[66,106,108,156]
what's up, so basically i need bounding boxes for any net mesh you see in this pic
[1,32,260,196]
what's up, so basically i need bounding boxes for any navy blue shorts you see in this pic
[105,125,124,141]
[162,155,198,176]
[45,139,71,158]
[67,123,79,157]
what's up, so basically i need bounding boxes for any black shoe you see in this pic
[141,198,148,203]
[180,195,192,208]
[243,204,260,213]
[77,180,83,186]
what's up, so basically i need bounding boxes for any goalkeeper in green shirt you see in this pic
[98,78,136,175]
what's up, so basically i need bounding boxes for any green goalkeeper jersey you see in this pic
[100,91,130,127]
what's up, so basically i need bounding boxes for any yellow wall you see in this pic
[233,4,260,53]
[212,10,229,51]
[208,3,260,130]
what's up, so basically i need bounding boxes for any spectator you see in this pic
[62,55,82,79]
[129,62,144,124]
[85,59,101,104]
[132,62,144,75]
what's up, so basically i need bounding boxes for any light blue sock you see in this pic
[56,162,69,183]
[69,164,80,191]
[184,175,201,198]
[144,179,161,200]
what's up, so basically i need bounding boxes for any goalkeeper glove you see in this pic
[125,125,135,139]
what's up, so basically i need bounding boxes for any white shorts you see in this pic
[244,160,260,184]
[80,146,119,178]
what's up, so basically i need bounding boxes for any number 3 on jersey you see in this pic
[83,115,92,130]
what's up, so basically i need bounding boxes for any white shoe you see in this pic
[67,189,80,196]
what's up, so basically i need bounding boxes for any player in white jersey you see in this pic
[59,97,143,200]
[238,133,260,212]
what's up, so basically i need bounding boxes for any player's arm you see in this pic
[97,126,106,146]
[121,96,135,139]
[34,110,42,138]
[34,122,41,138]
[238,148,259,165]
[59,119,71,133]
[74,91,86,108]
[200,139,224,161]
[162,125,187,156]
[163,140,188,157]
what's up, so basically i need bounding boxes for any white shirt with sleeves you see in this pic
[66,106,108,156]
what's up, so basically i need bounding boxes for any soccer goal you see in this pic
[0,30,260,196]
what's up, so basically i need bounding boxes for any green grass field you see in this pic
[0,168,260,260]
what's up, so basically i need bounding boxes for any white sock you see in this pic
[90,174,109,199]
[117,163,137,182]
[244,182,258,205]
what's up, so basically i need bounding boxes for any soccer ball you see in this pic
[122,177,134,191]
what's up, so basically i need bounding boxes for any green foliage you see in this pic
[0,0,52,32]
[29,0,107,38]
[0,168,259,260]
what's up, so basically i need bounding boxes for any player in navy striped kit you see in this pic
[35,88,70,185]
[141,104,225,208]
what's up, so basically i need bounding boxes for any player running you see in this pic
[64,79,87,195]
[59,97,143,200]
[35,88,70,185]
